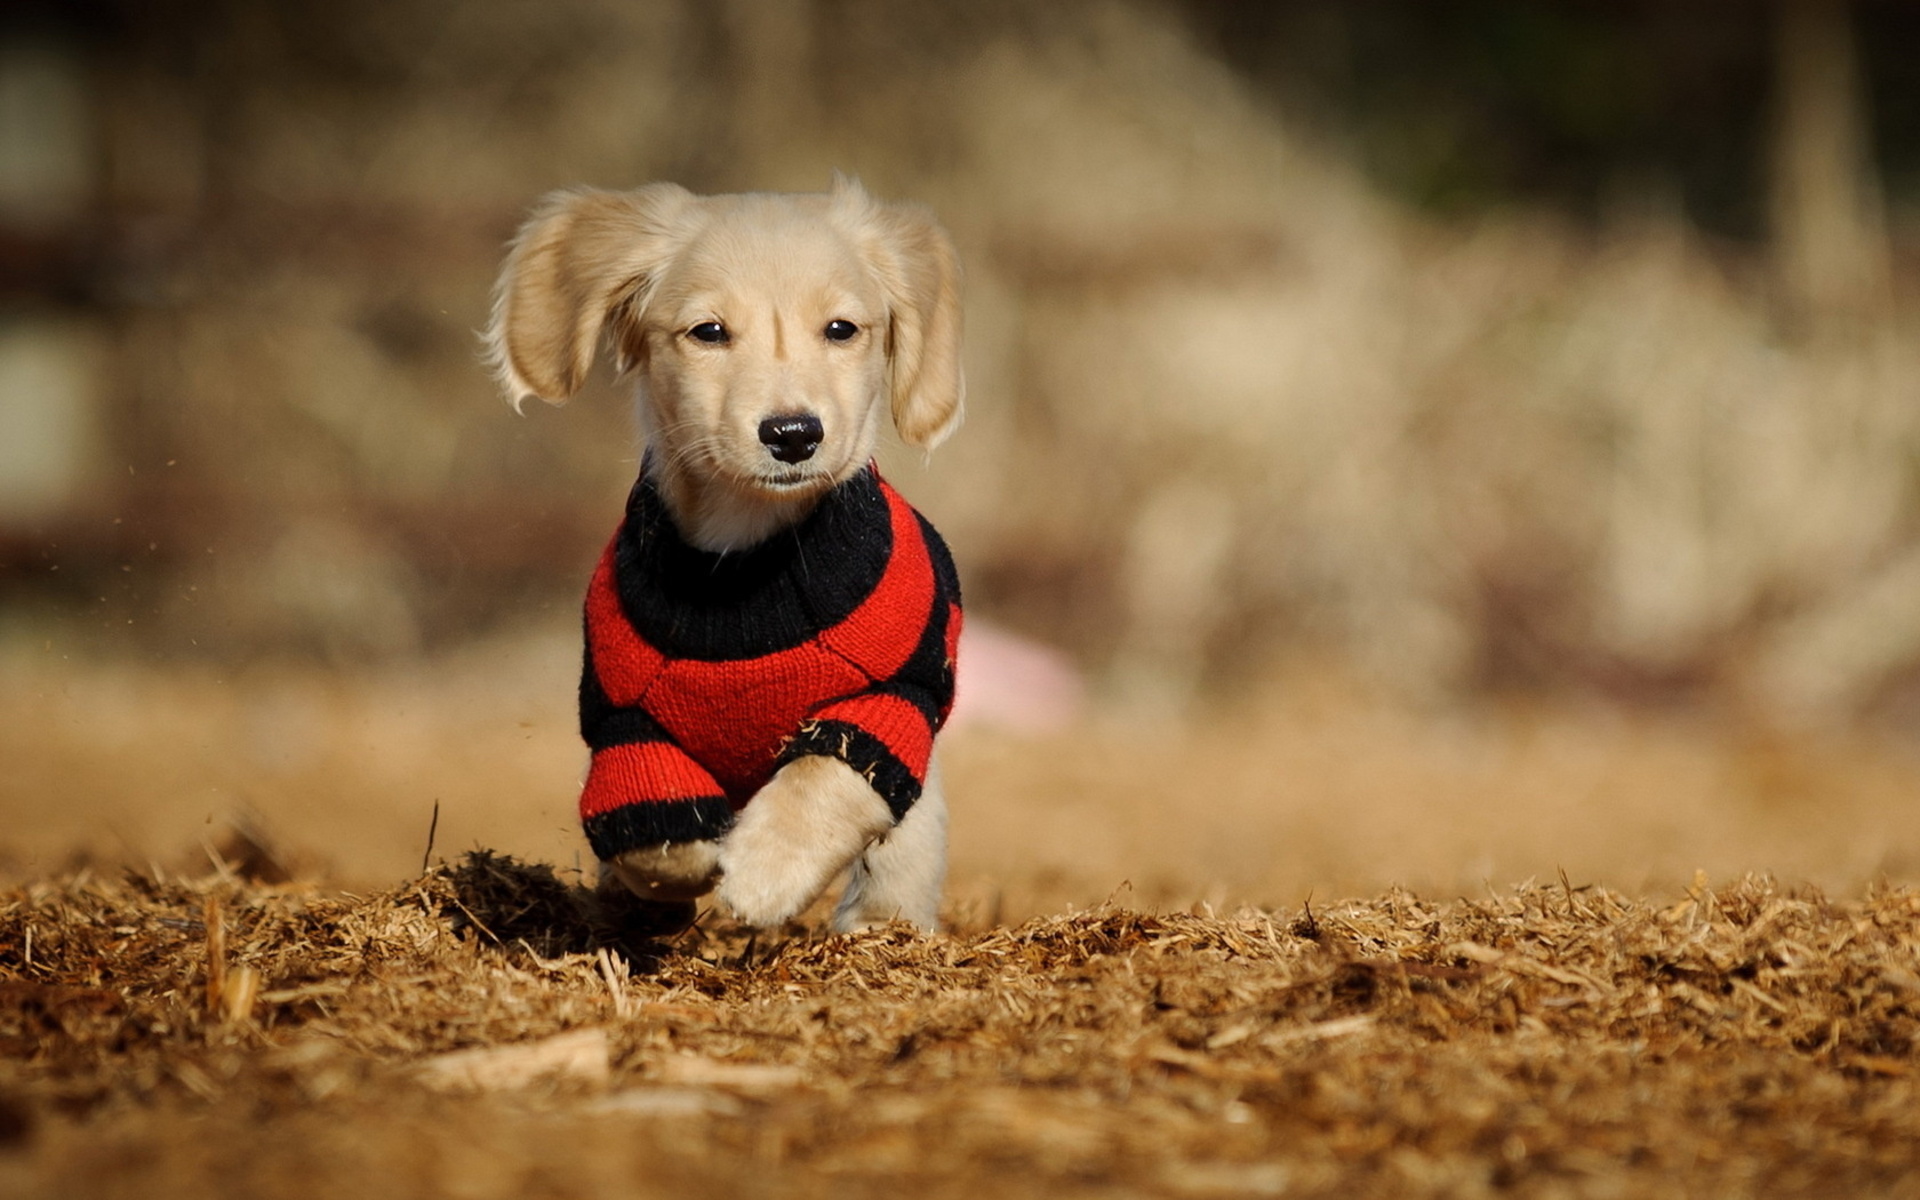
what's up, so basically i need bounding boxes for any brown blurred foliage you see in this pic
[3,0,1918,728]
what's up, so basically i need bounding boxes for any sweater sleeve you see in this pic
[578,644,737,859]
[777,513,962,821]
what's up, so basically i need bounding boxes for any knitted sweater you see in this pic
[578,466,962,862]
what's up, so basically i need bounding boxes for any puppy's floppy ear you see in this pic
[486,183,697,409]
[835,178,965,450]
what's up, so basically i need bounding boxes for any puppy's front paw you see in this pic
[715,843,822,928]
[716,756,892,928]
[607,839,722,902]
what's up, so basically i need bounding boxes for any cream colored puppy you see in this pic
[487,179,962,931]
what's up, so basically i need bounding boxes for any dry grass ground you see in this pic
[3,636,1919,1197]
[0,858,1916,1198]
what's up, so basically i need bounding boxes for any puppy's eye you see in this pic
[687,322,729,344]
[824,319,859,342]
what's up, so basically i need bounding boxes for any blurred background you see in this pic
[2,0,1918,909]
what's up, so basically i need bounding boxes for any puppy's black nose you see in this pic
[758,414,823,463]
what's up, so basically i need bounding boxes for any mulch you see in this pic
[0,852,1916,1199]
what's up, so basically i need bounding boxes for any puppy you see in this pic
[487,178,963,932]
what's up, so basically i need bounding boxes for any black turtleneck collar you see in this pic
[610,466,895,662]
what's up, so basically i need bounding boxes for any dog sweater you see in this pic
[578,466,962,862]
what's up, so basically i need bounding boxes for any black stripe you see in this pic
[906,512,961,726]
[778,719,921,822]
[917,512,963,608]
[583,796,737,859]
[880,584,956,727]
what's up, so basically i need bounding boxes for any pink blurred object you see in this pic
[949,620,1084,735]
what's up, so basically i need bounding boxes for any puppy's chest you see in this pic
[641,638,873,798]
[588,473,936,796]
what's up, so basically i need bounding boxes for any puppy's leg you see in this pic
[833,758,947,933]
[717,756,892,928]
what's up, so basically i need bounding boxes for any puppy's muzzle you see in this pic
[759,413,824,464]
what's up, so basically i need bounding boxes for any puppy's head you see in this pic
[488,179,962,528]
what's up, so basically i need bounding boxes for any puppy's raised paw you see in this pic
[716,755,893,928]
[715,848,826,928]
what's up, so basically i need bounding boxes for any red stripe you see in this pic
[580,741,724,820]
[818,481,934,680]
[585,539,665,706]
[811,691,934,779]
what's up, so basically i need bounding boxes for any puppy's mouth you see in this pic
[749,465,839,495]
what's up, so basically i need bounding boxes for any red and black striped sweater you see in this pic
[578,466,962,862]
